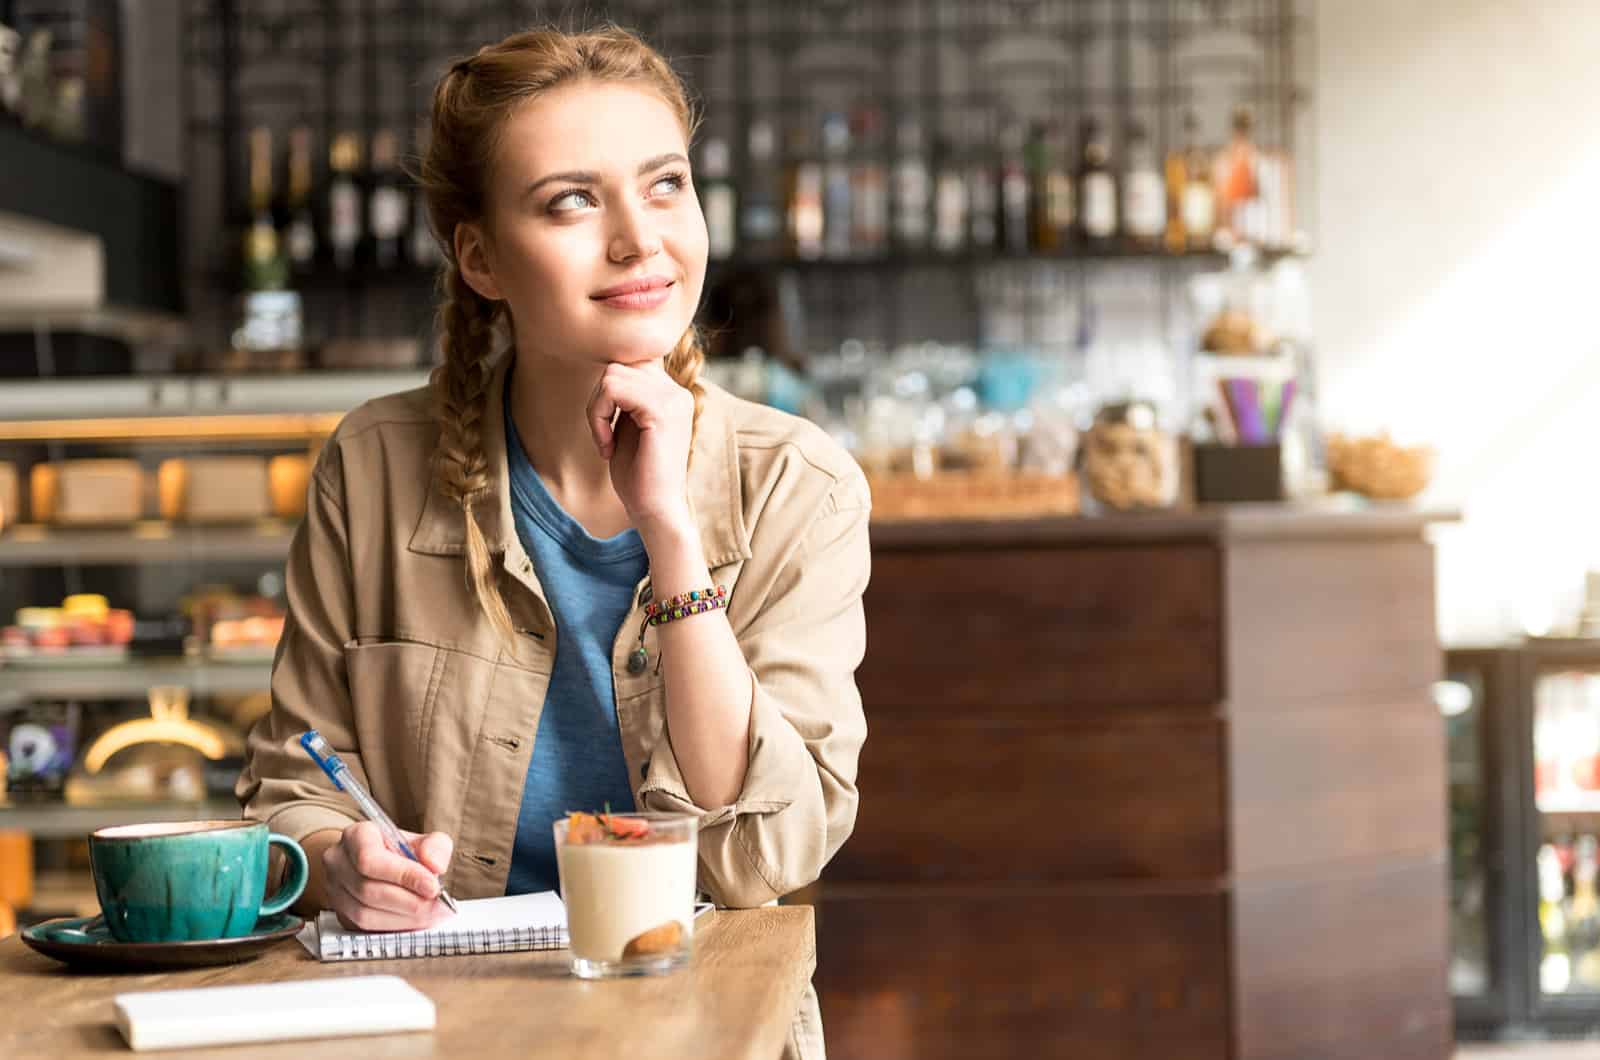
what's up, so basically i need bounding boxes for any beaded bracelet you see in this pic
[645,585,727,627]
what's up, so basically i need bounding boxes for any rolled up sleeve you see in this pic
[235,455,362,845]
[639,473,871,908]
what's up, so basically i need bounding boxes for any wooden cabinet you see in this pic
[814,508,1452,1060]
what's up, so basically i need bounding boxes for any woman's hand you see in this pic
[321,821,454,932]
[587,360,695,531]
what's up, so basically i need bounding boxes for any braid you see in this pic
[431,264,515,642]
[665,325,707,463]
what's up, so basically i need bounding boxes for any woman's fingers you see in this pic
[339,821,439,897]
[411,831,454,876]
[326,870,436,932]
[587,364,683,457]
[588,375,619,457]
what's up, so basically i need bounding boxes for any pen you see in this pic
[298,729,460,914]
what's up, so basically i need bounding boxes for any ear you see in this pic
[455,221,505,302]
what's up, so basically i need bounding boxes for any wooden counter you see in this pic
[816,503,1453,1060]
[0,907,813,1059]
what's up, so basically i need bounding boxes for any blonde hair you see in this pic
[417,26,707,641]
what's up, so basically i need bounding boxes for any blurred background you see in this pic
[1,1,1599,1057]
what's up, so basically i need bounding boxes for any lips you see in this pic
[591,276,674,302]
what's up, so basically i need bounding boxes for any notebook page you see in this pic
[316,891,568,961]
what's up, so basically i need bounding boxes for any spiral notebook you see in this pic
[314,891,568,961]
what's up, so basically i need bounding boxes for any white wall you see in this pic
[1312,0,1600,643]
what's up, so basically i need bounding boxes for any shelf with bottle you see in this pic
[1538,831,1600,995]
[222,122,445,296]
[210,103,1304,302]
[724,102,1300,267]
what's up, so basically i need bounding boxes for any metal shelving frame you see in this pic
[179,0,1313,355]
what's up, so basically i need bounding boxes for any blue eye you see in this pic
[651,171,687,196]
[548,188,596,213]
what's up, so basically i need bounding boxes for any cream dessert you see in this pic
[555,812,697,976]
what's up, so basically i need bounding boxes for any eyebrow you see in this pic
[522,152,690,200]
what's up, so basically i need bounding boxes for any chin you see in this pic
[589,321,693,365]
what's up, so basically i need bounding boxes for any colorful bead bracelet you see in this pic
[645,585,727,627]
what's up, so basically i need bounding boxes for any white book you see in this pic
[315,890,569,961]
[113,975,435,1052]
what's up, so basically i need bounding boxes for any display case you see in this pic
[1448,639,1600,1040]
[0,370,422,924]
[1442,647,1522,1034]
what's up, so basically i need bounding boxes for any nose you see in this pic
[608,199,662,264]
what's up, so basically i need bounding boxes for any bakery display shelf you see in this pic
[0,799,243,838]
[0,368,429,426]
[0,656,271,702]
[0,521,294,566]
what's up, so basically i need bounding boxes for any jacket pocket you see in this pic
[342,638,446,818]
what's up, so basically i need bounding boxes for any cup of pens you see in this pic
[1194,369,1298,504]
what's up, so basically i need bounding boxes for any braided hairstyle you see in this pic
[417,26,707,641]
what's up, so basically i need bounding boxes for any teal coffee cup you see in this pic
[88,820,308,943]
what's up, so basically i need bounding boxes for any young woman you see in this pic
[236,26,868,1059]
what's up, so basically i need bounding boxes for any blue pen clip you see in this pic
[299,730,348,790]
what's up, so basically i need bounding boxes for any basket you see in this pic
[867,471,1081,522]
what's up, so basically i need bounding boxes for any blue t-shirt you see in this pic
[503,401,645,895]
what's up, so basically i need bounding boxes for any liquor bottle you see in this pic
[931,135,966,254]
[892,119,929,252]
[326,132,363,272]
[1076,116,1117,248]
[368,129,408,270]
[1177,110,1215,252]
[1026,120,1072,252]
[966,114,997,251]
[1163,118,1187,253]
[785,123,824,260]
[1024,121,1056,252]
[700,135,737,260]
[848,106,888,257]
[1121,121,1165,251]
[1213,107,1258,249]
[996,120,1028,254]
[284,126,318,275]
[242,126,287,291]
[741,118,784,258]
[1541,843,1573,994]
[1574,835,1600,987]
[821,112,852,260]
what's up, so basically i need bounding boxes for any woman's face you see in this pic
[466,79,707,368]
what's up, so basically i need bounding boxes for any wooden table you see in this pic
[0,907,814,1059]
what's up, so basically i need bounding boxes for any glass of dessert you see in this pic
[554,810,698,979]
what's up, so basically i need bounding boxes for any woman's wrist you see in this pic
[635,502,696,555]
[638,508,712,600]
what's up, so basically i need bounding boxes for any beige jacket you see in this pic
[238,353,868,1058]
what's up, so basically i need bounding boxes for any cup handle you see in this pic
[259,834,308,917]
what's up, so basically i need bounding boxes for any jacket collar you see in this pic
[409,352,751,570]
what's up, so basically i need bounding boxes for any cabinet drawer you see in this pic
[860,544,1222,717]
[814,887,1230,1060]
[829,717,1226,882]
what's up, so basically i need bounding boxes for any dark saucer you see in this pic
[20,913,304,970]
